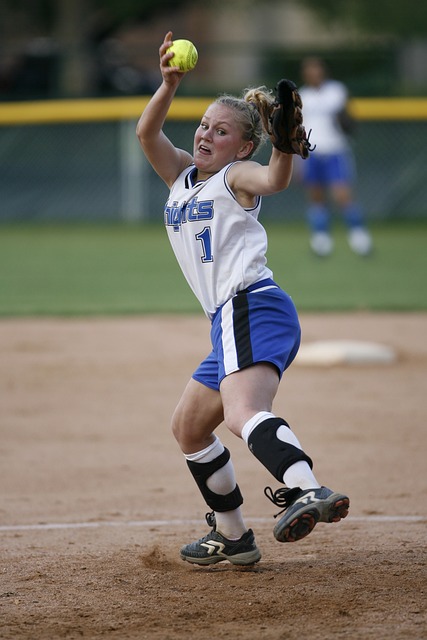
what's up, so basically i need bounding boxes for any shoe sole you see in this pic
[180,548,262,566]
[274,493,350,543]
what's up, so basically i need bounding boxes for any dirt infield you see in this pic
[1,313,426,640]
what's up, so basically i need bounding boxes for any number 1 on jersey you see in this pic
[195,226,213,263]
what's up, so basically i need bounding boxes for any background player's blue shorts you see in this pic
[192,279,301,391]
[303,151,355,186]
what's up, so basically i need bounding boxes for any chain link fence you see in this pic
[1,107,426,223]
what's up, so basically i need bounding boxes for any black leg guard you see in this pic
[248,418,313,482]
[186,447,243,512]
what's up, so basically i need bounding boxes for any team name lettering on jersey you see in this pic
[164,197,214,231]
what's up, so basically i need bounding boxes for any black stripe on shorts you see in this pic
[232,292,254,369]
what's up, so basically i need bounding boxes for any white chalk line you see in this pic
[0,515,425,533]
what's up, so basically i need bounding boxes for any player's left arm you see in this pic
[229,149,293,198]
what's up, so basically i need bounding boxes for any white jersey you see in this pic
[299,80,349,154]
[164,162,273,319]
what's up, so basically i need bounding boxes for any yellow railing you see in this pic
[350,98,427,120]
[0,97,209,125]
[0,96,425,125]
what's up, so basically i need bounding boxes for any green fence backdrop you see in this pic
[0,97,426,223]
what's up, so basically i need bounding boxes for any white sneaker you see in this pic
[310,232,334,257]
[348,228,373,256]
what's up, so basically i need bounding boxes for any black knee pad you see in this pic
[186,447,243,512]
[248,418,313,482]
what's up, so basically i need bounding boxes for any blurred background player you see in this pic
[298,56,373,257]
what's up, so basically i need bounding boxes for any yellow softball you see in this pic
[167,39,198,72]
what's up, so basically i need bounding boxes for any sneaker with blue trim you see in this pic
[264,486,350,543]
[180,512,262,566]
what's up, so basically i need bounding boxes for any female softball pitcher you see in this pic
[136,32,349,566]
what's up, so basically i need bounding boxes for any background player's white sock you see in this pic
[184,437,247,539]
[276,425,321,489]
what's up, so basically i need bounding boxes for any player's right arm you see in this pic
[136,31,193,187]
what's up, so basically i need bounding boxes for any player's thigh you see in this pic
[171,377,224,453]
[307,184,327,202]
[328,153,355,205]
[330,182,353,207]
[220,362,280,437]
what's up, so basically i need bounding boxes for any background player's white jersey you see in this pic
[299,80,349,154]
[164,162,273,319]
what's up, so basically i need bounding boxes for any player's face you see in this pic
[193,104,252,177]
[302,59,325,87]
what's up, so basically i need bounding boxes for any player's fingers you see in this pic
[159,31,186,79]
[162,31,173,47]
[160,53,176,74]
[159,31,173,59]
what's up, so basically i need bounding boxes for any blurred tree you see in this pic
[2,0,195,97]
[100,0,188,23]
[3,0,426,98]
[296,0,427,95]
[297,0,427,38]
[2,0,192,30]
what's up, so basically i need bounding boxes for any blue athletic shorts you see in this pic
[192,278,301,391]
[303,151,355,186]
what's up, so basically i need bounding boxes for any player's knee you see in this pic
[170,393,201,445]
[171,404,220,452]
[171,415,197,453]
[223,407,246,438]
[170,405,186,446]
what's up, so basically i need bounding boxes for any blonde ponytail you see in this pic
[243,86,275,138]
[215,85,275,158]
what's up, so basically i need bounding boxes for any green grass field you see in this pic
[0,222,426,316]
